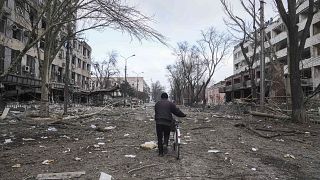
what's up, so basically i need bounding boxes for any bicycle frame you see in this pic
[172,121,181,159]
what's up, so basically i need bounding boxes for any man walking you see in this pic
[154,92,186,156]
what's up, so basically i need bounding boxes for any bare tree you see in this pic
[274,0,318,123]
[198,27,231,106]
[167,61,186,104]
[173,42,207,105]
[93,51,119,89]
[151,81,165,102]
[221,0,260,101]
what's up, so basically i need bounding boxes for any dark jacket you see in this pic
[154,99,186,126]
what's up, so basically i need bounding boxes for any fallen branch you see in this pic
[250,111,290,120]
[128,164,160,174]
[234,123,304,139]
[191,126,215,130]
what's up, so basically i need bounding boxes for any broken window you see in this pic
[11,49,21,75]
[12,24,23,41]
[57,67,63,82]
[77,58,81,68]
[72,55,76,64]
[26,55,35,76]
[83,47,86,56]
[51,64,56,81]
[71,72,75,81]
[87,64,91,72]
[82,61,86,70]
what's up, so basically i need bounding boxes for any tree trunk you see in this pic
[40,56,50,117]
[63,36,71,115]
[288,27,307,123]
[250,68,257,101]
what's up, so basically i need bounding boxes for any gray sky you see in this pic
[84,0,276,90]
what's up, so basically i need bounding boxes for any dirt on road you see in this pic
[1,104,320,179]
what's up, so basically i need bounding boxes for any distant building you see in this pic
[206,81,225,105]
[90,76,148,92]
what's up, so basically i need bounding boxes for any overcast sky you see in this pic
[84,0,276,91]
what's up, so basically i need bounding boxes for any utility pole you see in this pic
[122,54,135,105]
[260,0,265,108]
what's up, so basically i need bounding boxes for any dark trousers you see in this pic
[156,124,171,154]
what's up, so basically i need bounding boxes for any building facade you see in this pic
[90,76,147,93]
[0,0,92,102]
[221,0,320,102]
[206,81,225,105]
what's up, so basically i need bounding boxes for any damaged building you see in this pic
[220,1,320,102]
[0,0,92,103]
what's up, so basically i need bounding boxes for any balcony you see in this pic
[1,74,41,87]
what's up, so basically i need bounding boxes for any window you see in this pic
[83,48,86,56]
[71,72,75,80]
[12,24,23,41]
[78,58,81,68]
[72,55,76,64]
[51,64,56,81]
[26,55,35,75]
[11,49,21,75]
[82,61,86,70]
[87,64,91,71]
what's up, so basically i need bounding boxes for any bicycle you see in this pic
[170,120,181,160]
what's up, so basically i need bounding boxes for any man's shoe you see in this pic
[158,153,164,157]
[163,145,168,154]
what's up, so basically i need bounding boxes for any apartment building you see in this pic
[0,0,92,102]
[221,0,320,102]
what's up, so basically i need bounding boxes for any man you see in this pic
[154,92,186,156]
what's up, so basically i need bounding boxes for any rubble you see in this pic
[140,141,157,150]
[36,171,86,180]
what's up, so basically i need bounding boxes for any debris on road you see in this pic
[252,148,258,152]
[42,160,54,165]
[284,154,296,159]
[99,172,112,180]
[125,155,136,158]
[4,139,13,144]
[36,171,86,180]
[12,164,21,168]
[140,141,157,150]
[47,127,57,132]
[208,149,221,153]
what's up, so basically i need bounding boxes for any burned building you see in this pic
[221,0,320,102]
[0,0,92,103]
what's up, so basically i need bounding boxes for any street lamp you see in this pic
[121,54,135,98]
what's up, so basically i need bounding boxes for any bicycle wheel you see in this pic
[175,130,180,160]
